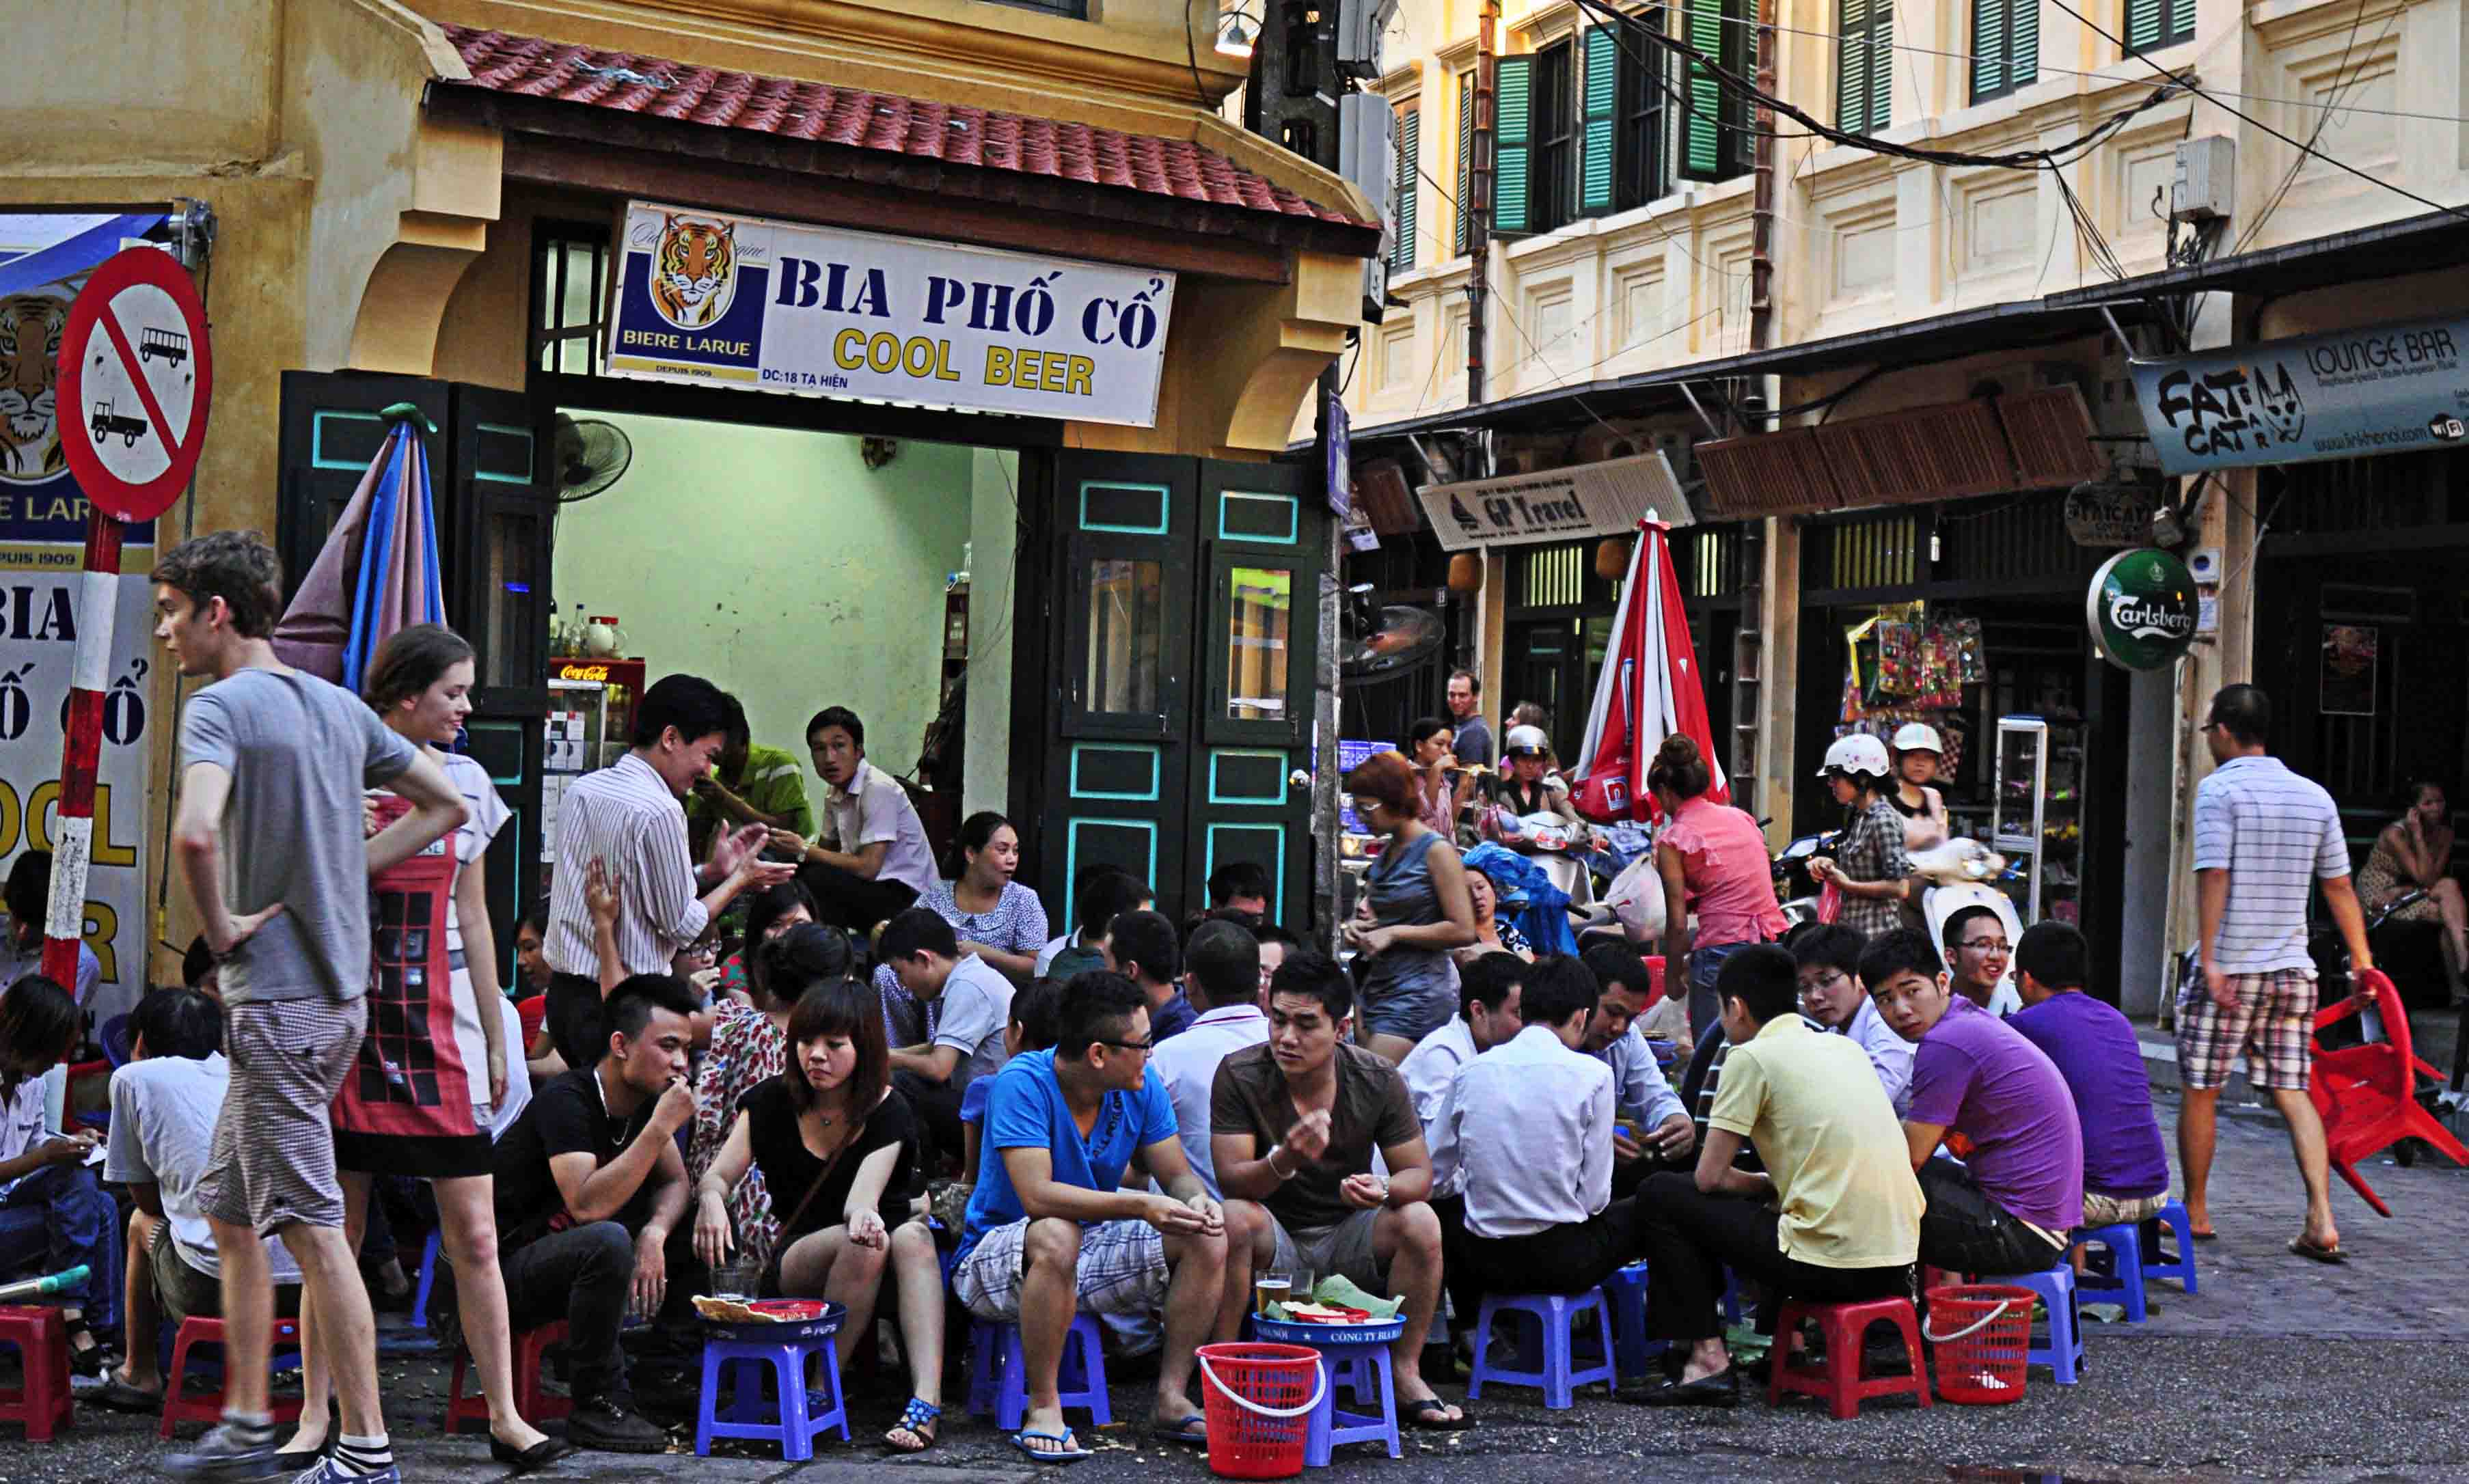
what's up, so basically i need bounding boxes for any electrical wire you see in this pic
[2235,0,2396,254]
[2048,0,2469,226]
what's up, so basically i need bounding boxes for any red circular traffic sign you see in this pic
[57,246,213,523]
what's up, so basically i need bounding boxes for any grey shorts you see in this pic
[1265,1207,1387,1294]
[200,998,367,1237]
[953,1218,1167,1323]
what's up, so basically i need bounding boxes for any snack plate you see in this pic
[695,1295,845,1343]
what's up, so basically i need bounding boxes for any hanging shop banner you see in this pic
[2085,548,2197,672]
[605,202,1177,427]
[0,570,157,1021]
[0,210,170,1019]
[1416,452,1691,552]
[2129,316,2469,475]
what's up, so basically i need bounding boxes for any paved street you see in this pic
[0,1095,2461,1483]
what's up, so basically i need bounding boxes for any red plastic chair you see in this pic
[60,1060,111,1137]
[2308,968,2469,1217]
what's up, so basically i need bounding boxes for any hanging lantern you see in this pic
[1447,552,1484,592]
[1595,536,1633,581]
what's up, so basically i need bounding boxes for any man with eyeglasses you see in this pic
[1939,905,2021,1015]
[951,971,1226,1461]
[1789,924,1913,1110]
[1210,952,1464,1431]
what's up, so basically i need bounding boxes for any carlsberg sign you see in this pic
[2086,548,2197,672]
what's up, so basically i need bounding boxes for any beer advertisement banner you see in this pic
[605,202,1177,427]
[0,210,166,1017]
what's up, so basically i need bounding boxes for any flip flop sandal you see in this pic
[1011,1427,1093,1464]
[884,1396,941,1453]
[2288,1236,2348,1264]
[1149,1414,1209,1446]
[1404,1397,1474,1431]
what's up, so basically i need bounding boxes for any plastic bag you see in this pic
[1605,853,1667,940]
[1816,878,1844,925]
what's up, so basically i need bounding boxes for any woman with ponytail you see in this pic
[1649,734,1788,1039]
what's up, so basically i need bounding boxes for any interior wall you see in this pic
[552,413,980,793]
[964,450,1021,820]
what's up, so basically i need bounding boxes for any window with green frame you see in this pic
[1680,0,1754,183]
[1454,70,1475,255]
[1970,0,2038,102]
[1389,102,1419,275]
[2124,0,2194,55]
[1836,0,1892,137]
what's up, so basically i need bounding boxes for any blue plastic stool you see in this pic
[1467,1289,1618,1410]
[966,1314,1112,1432]
[2073,1203,2199,1325]
[1302,1341,1400,1465]
[409,1228,441,1331]
[1601,1263,1663,1379]
[694,1319,850,1459]
[2002,1264,2082,1386]
[1722,1266,1744,1325]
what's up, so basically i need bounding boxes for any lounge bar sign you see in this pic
[605,202,1177,427]
[1415,452,1692,552]
[2129,315,2469,475]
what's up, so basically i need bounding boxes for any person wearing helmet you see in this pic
[1484,723,1593,851]
[1807,734,1918,937]
[1889,722,1950,852]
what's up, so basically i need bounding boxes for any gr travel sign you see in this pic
[2086,548,2197,672]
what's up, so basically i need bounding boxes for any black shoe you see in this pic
[1638,1368,1741,1409]
[566,1396,668,1454]
[491,1435,582,1474]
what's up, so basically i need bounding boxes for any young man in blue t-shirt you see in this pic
[953,972,1227,1461]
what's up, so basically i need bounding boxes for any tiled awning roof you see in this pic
[435,25,1373,232]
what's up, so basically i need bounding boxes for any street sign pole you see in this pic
[41,513,121,991]
[45,244,213,1002]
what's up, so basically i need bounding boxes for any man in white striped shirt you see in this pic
[543,674,793,1068]
[2179,684,2371,1263]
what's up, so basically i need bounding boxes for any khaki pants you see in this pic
[2080,1191,2172,1228]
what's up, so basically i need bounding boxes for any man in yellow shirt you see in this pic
[684,692,814,860]
[1631,944,1922,1408]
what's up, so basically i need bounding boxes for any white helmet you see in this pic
[1817,733,1892,780]
[1892,722,1944,755]
[1504,724,1551,757]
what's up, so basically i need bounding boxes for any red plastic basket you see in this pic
[1195,1342,1324,1480]
[1923,1283,2034,1405]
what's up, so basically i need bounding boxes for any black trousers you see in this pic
[500,1220,706,1404]
[1459,1200,1641,1304]
[1915,1158,2066,1276]
[894,1068,964,1176]
[547,972,608,1071]
[1633,1172,1910,1344]
[800,862,918,936]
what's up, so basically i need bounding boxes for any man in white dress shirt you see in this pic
[774,706,938,935]
[1428,955,1638,1304]
[1149,920,1267,1198]
[1397,952,1527,1136]
[1791,923,1915,1110]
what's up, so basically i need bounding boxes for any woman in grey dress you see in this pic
[1341,750,1477,1061]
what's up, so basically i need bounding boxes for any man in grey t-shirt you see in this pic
[154,532,465,1483]
[1447,670,1494,768]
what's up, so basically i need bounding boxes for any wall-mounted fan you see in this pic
[1341,584,1445,680]
[554,414,633,503]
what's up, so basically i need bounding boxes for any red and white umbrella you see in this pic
[1570,520,1728,823]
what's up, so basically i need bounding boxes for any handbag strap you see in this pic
[777,1107,871,1237]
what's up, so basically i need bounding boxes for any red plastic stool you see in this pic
[159,1317,304,1438]
[1767,1295,1931,1419]
[447,1321,570,1433]
[0,1306,71,1440]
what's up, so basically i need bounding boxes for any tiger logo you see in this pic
[0,292,69,484]
[649,215,737,330]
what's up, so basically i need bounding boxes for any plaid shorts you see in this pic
[199,998,366,1236]
[953,1217,1167,1323]
[2174,968,2315,1091]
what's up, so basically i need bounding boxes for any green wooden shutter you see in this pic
[2125,0,2165,54]
[1837,0,1890,135]
[2011,0,2038,90]
[1868,0,1892,133]
[1972,0,2036,100]
[1390,106,1419,273]
[1456,71,1475,254]
[1495,55,1533,234]
[1681,0,1725,179]
[1635,14,1669,204]
[1580,25,1619,215]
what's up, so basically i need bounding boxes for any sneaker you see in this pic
[566,1394,668,1454]
[288,1461,398,1484]
[162,1423,281,1481]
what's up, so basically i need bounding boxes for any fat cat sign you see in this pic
[57,246,211,522]
[604,202,1175,427]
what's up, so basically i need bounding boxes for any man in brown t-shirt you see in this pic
[1210,952,1466,1431]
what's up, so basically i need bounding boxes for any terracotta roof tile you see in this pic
[437,25,1368,227]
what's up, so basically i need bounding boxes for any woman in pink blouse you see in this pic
[1650,734,1789,1039]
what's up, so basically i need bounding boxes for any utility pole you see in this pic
[1467,0,1498,408]
[1747,0,1777,355]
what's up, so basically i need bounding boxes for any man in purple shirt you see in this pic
[2010,922,2172,1229]
[1863,929,2083,1275]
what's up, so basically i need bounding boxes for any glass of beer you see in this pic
[1253,1269,1294,1318]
